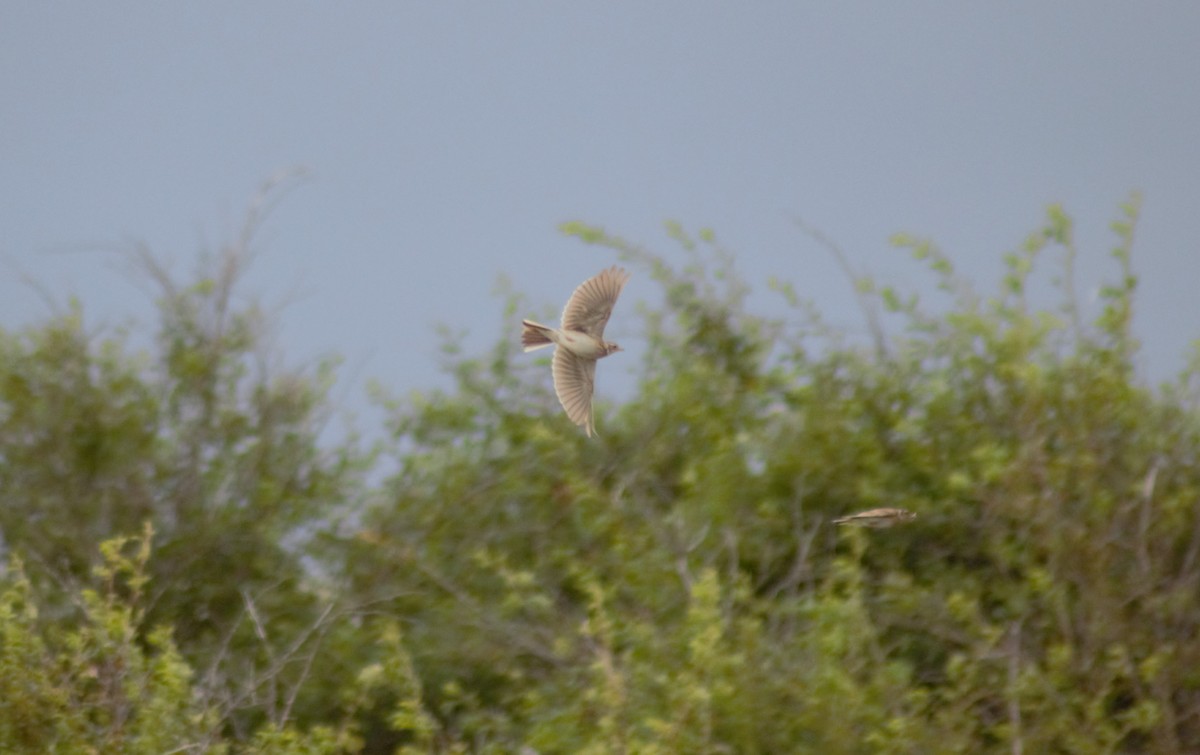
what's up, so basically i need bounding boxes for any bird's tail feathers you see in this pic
[521,320,554,352]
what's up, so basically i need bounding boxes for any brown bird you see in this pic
[832,508,917,528]
[522,266,631,436]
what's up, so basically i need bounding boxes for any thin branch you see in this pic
[763,503,820,602]
[1060,232,1084,343]
[1007,621,1024,755]
[1136,461,1160,580]
[411,558,566,667]
[0,252,67,318]
[278,602,337,726]
[792,218,890,360]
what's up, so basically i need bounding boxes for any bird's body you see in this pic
[521,323,614,360]
[522,265,630,437]
[832,507,917,528]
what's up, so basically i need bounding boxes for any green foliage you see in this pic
[5,192,1200,752]
[0,525,213,754]
[0,304,159,579]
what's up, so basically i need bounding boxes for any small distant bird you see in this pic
[522,265,631,437]
[832,508,917,528]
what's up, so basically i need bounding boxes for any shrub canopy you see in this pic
[3,196,1200,753]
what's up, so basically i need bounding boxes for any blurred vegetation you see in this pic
[3,191,1200,753]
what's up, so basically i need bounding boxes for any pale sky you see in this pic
[3,3,1199,436]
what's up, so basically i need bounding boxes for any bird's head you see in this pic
[602,340,622,356]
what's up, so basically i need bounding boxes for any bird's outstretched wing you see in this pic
[561,266,631,338]
[552,347,597,436]
[832,507,916,527]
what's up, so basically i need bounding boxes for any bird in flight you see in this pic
[522,265,631,437]
[832,508,917,528]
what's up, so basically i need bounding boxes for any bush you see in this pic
[4,192,1200,752]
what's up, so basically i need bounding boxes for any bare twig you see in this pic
[278,602,337,726]
[1059,232,1083,343]
[411,558,565,667]
[1007,621,1024,755]
[1136,461,1160,579]
[793,218,889,360]
[763,503,820,602]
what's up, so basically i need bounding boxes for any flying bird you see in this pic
[832,508,917,528]
[522,265,631,436]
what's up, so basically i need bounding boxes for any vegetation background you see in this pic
[3,192,1199,754]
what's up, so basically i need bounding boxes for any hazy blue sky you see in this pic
[3,3,1198,435]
